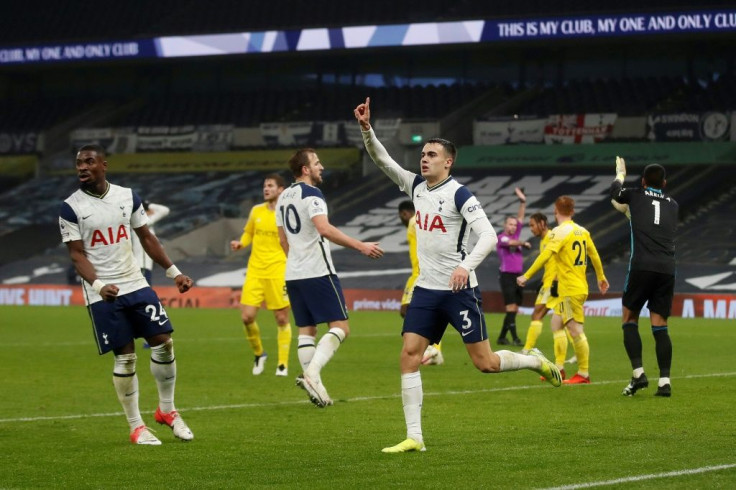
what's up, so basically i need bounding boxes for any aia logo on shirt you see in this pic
[415,211,447,233]
[90,225,129,246]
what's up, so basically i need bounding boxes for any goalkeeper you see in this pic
[610,157,678,398]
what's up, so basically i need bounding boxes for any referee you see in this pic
[611,158,678,397]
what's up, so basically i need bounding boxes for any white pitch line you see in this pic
[1,371,735,425]
[541,463,736,489]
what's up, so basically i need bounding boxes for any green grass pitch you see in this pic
[1,306,734,488]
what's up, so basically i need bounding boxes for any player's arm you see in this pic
[355,97,416,193]
[65,240,119,301]
[515,187,527,222]
[517,247,554,286]
[312,214,383,259]
[451,215,497,291]
[277,226,289,255]
[230,208,255,251]
[586,236,609,294]
[147,203,170,225]
[134,225,192,293]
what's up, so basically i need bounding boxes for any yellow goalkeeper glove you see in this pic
[615,156,626,183]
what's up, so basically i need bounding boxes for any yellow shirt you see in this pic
[239,203,287,278]
[524,220,605,297]
[407,216,419,281]
[539,231,557,289]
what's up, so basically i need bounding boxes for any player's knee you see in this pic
[242,313,256,324]
[113,353,137,375]
[150,338,175,364]
[474,356,500,373]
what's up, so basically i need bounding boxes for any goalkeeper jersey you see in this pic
[610,182,678,275]
[240,202,287,279]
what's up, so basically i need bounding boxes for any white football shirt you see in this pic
[276,182,337,281]
[362,128,497,290]
[59,183,150,304]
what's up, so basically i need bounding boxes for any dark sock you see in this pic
[498,313,511,339]
[622,322,643,369]
[507,312,519,340]
[652,325,672,378]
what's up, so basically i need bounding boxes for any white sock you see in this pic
[113,353,144,431]
[401,371,423,444]
[305,328,345,380]
[150,339,176,413]
[659,377,670,387]
[496,350,539,371]
[297,335,316,372]
[633,367,645,378]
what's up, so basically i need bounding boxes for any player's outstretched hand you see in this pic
[175,274,194,293]
[516,275,528,287]
[229,240,242,251]
[611,199,631,219]
[599,279,609,295]
[354,97,371,131]
[449,266,470,292]
[615,156,626,182]
[514,186,526,203]
[100,284,119,302]
[360,241,383,259]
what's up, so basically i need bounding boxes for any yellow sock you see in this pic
[435,342,442,352]
[277,323,292,367]
[565,328,574,344]
[244,321,264,356]
[553,330,568,368]
[573,333,590,377]
[524,320,543,351]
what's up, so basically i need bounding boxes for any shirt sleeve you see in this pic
[59,202,81,243]
[307,196,327,219]
[362,128,418,196]
[610,180,632,204]
[130,191,150,229]
[240,207,256,248]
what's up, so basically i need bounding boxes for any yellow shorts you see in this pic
[554,294,587,325]
[401,275,418,306]
[535,286,560,309]
[240,275,290,310]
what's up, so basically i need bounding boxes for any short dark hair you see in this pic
[529,212,548,225]
[426,137,457,163]
[264,173,286,188]
[398,200,415,213]
[78,143,106,157]
[288,148,316,178]
[643,164,666,188]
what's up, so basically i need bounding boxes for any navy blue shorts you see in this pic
[286,275,348,327]
[88,287,174,355]
[403,286,487,345]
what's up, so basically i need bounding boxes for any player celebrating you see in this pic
[230,174,292,377]
[518,196,609,384]
[276,148,383,408]
[355,97,561,454]
[59,144,194,445]
[611,158,677,397]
